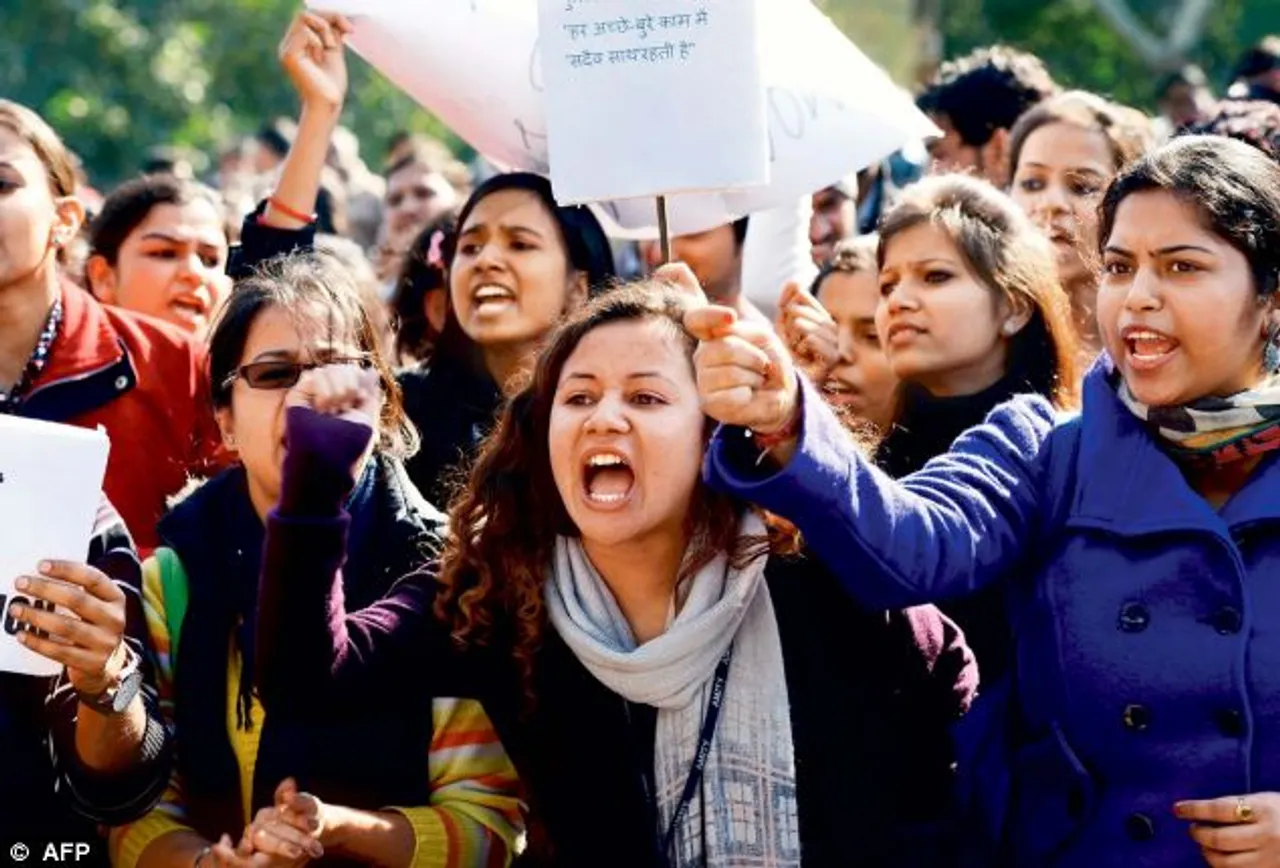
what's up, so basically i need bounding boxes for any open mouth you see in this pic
[1122,327,1180,370]
[472,284,517,317]
[169,295,210,324]
[823,378,862,406]
[582,450,635,507]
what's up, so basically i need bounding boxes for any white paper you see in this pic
[741,196,819,320]
[537,0,768,204]
[311,0,938,235]
[0,416,110,677]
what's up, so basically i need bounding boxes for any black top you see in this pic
[481,554,978,868]
[0,501,172,865]
[397,361,502,508]
[874,377,1027,684]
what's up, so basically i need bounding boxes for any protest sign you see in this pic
[0,416,110,677]
[536,0,768,205]
[311,0,937,236]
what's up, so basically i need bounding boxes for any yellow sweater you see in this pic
[109,555,523,867]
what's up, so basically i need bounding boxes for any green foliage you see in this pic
[3,0,1278,187]
[0,0,467,187]
[932,0,1280,109]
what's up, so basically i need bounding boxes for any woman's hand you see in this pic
[685,304,800,437]
[777,281,839,383]
[8,560,128,695]
[284,365,382,429]
[1177,792,1280,866]
[274,778,332,845]
[205,832,308,868]
[278,11,354,115]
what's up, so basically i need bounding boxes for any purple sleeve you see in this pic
[255,407,437,709]
[702,377,1055,610]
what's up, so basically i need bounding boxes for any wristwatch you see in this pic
[76,644,143,715]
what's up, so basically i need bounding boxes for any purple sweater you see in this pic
[254,407,444,707]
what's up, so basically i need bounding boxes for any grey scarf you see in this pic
[545,515,801,867]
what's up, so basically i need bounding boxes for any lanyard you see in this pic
[650,645,733,866]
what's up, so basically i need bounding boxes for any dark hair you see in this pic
[434,172,617,371]
[1009,90,1153,178]
[1100,135,1280,298]
[435,280,793,699]
[255,120,294,160]
[208,251,417,456]
[1233,36,1280,82]
[1185,100,1280,164]
[88,174,227,267]
[1156,65,1209,101]
[0,99,76,197]
[917,45,1060,147]
[731,215,750,247]
[878,174,1080,409]
[392,212,458,361]
[810,234,878,298]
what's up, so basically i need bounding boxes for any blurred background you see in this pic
[3,0,1278,187]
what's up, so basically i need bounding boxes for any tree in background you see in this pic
[0,0,467,187]
[914,0,1277,107]
[3,0,1278,188]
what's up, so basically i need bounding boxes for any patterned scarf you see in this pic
[545,514,800,868]
[1117,374,1280,466]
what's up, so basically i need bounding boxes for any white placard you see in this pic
[537,0,768,204]
[312,0,937,235]
[0,416,110,677]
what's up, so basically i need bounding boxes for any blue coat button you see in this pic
[1125,813,1156,841]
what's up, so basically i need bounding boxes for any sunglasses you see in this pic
[222,357,373,392]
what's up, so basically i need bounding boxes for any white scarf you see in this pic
[545,515,801,867]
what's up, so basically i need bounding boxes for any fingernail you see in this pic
[15,632,27,645]
[38,561,51,573]
[14,577,28,591]
[10,604,23,617]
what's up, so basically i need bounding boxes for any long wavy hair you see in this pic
[435,281,795,700]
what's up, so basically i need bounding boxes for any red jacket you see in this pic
[21,283,222,551]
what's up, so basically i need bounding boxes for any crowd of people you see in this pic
[6,9,1280,868]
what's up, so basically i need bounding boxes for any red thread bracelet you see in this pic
[267,196,318,224]
[751,406,801,451]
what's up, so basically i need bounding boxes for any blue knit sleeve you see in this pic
[703,377,1058,610]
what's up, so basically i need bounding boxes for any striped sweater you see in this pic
[108,553,524,868]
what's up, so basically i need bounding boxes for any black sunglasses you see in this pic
[222,357,373,392]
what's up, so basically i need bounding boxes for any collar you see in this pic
[32,282,124,387]
[1072,354,1280,534]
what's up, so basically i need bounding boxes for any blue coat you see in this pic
[704,361,1280,868]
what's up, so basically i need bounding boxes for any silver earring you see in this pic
[1002,321,1017,336]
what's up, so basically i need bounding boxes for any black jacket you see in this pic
[0,499,172,864]
[156,456,444,845]
[397,361,502,507]
[486,554,977,868]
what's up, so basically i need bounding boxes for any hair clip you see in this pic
[426,230,445,269]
